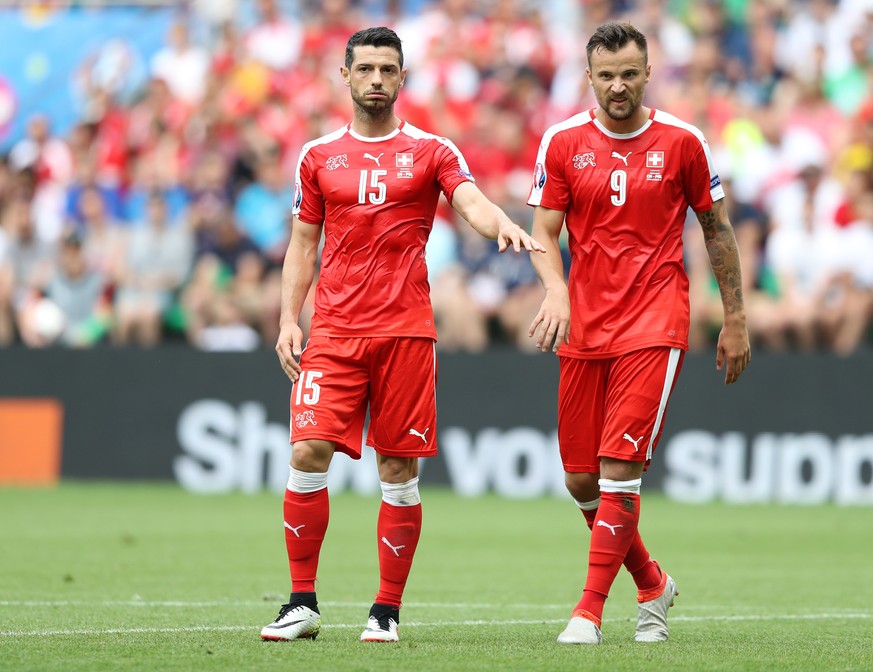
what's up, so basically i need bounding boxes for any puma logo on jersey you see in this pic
[381,536,406,556]
[611,150,632,166]
[284,522,305,537]
[623,433,643,451]
[596,520,623,536]
[408,427,429,444]
[573,152,597,169]
[363,152,384,166]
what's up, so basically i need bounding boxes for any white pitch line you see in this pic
[2,613,872,638]
[1,625,257,637]
[0,600,782,612]
[670,613,873,623]
[0,600,606,610]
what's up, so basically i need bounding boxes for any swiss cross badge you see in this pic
[395,153,414,168]
[646,151,664,169]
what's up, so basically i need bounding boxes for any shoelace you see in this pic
[373,613,397,631]
[275,603,304,622]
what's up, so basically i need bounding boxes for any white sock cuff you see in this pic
[380,477,421,506]
[598,478,641,495]
[287,467,329,494]
[574,497,601,511]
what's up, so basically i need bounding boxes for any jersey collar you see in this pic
[590,108,654,139]
[347,121,405,143]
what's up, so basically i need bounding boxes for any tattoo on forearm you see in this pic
[698,204,745,317]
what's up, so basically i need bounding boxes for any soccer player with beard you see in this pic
[527,22,750,645]
[261,26,544,644]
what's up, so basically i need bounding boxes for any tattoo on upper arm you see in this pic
[697,201,745,316]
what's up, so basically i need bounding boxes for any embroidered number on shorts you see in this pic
[295,370,323,405]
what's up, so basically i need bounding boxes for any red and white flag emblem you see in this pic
[646,151,664,168]
[395,153,414,168]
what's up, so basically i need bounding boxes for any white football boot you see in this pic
[557,614,603,645]
[635,570,678,642]
[261,603,321,641]
[360,603,400,643]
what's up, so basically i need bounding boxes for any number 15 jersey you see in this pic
[528,108,725,358]
[293,121,474,339]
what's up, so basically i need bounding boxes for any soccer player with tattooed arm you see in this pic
[527,21,750,645]
[261,26,544,644]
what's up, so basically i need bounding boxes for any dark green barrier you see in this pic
[0,348,870,503]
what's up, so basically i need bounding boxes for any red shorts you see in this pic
[557,347,685,473]
[289,336,438,459]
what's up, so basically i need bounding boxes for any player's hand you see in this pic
[716,320,750,384]
[496,221,546,254]
[528,289,570,353]
[275,323,304,382]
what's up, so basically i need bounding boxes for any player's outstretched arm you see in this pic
[696,199,751,384]
[275,218,321,383]
[450,182,545,253]
[528,206,570,353]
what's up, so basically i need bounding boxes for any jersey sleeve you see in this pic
[433,137,475,203]
[686,135,725,212]
[293,146,325,225]
[528,130,569,212]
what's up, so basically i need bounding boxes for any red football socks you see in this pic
[575,491,641,621]
[374,501,422,608]
[283,487,330,593]
[580,504,662,594]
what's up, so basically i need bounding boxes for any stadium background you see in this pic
[0,0,872,504]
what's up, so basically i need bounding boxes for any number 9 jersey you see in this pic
[293,121,475,340]
[527,107,725,359]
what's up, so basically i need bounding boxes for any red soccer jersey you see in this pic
[527,108,725,358]
[294,121,474,338]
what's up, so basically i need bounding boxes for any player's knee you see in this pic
[377,456,417,484]
[290,440,334,472]
[599,457,644,483]
[565,471,599,502]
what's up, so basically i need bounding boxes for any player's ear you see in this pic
[340,66,351,86]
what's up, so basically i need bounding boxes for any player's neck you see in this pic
[595,106,651,135]
[350,108,401,138]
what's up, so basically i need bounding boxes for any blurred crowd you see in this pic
[1,0,873,354]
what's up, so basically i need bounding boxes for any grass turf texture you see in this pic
[1,484,870,672]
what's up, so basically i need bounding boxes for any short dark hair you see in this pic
[586,22,648,66]
[345,26,403,69]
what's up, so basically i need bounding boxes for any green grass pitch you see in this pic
[1,483,871,671]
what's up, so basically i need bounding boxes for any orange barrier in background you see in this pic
[0,399,64,485]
